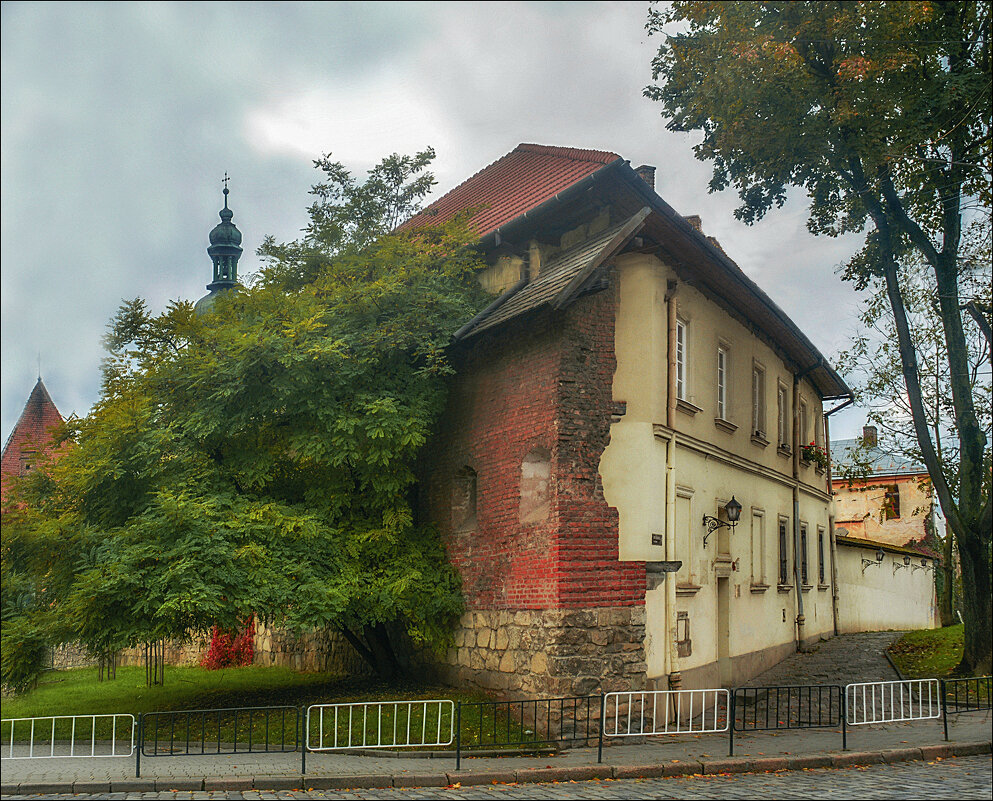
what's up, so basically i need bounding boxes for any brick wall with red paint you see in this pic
[422,270,646,611]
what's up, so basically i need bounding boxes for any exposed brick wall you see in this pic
[422,269,646,612]
[1,379,64,502]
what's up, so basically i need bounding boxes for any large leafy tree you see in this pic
[647,1,992,672]
[2,150,487,684]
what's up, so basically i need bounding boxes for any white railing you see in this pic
[604,689,729,737]
[846,679,941,725]
[306,699,455,751]
[2,714,136,759]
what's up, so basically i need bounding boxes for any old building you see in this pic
[411,143,853,697]
[831,425,937,547]
[1,377,65,502]
[830,425,939,632]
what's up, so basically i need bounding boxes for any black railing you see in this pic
[730,685,845,754]
[140,706,299,757]
[455,695,602,770]
[941,676,992,741]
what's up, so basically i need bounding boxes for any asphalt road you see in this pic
[5,754,991,800]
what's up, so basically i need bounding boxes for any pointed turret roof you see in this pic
[1,378,65,498]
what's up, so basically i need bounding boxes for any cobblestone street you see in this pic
[3,754,990,800]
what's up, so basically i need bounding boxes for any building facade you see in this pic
[413,144,852,697]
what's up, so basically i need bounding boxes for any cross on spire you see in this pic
[222,173,230,208]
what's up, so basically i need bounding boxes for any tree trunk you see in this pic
[939,531,955,628]
[338,623,404,681]
[955,520,993,676]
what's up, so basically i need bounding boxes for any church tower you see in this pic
[1,378,64,501]
[194,176,243,315]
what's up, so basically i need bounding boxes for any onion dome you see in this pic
[195,175,243,316]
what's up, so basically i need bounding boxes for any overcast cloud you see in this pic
[2,1,870,443]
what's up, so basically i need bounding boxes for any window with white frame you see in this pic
[675,318,687,400]
[750,509,765,584]
[777,383,789,447]
[817,526,826,585]
[717,344,729,420]
[800,522,809,586]
[752,363,766,437]
[778,516,790,585]
[799,397,809,448]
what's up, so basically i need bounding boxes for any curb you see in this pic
[1,741,989,795]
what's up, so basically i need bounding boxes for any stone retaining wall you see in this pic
[439,606,647,698]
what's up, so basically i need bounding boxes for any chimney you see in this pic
[862,425,878,447]
[684,214,703,232]
[635,164,656,190]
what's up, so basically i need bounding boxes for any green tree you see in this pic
[837,226,991,626]
[647,1,992,672]
[3,149,487,683]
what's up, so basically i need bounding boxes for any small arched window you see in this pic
[519,448,551,524]
[452,466,478,531]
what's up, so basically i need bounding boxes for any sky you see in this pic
[1,1,873,445]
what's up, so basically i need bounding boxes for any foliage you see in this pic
[200,620,254,670]
[1,149,487,681]
[647,0,992,674]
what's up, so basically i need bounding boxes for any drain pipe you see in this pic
[665,279,681,691]
[823,394,855,636]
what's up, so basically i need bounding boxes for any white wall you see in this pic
[836,543,938,632]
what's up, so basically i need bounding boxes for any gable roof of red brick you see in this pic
[1,378,64,497]
[399,143,621,237]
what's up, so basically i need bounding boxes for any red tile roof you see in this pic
[1,378,64,500]
[400,143,621,237]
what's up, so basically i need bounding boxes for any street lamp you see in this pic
[702,496,742,549]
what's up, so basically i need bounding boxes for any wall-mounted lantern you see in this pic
[913,557,932,573]
[893,554,912,574]
[862,548,885,572]
[702,496,742,549]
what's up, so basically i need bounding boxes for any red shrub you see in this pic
[200,617,254,669]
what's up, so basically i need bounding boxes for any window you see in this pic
[777,384,789,448]
[800,523,809,586]
[452,466,478,531]
[883,484,901,520]
[752,364,766,437]
[519,448,551,523]
[675,489,694,585]
[778,517,790,585]
[799,397,809,447]
[717,345,729,420]
[817,526,826,585]
[675,319,687,400]
[750,510,765,583]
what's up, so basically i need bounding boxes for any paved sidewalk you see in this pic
[742,631,904,687]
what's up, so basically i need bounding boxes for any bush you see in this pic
[200,618,254,670]
[1,617,50,692]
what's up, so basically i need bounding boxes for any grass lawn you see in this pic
[887,624,964,679]
[0,665,564,751]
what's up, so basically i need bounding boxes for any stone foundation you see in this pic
[253,623,370,674]
[439,606,647,698]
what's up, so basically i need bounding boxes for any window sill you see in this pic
[714,418,738,434]
[815,464,826,475]
[751,431,770,448]
[676,583,701,596]
[799,457,812,469]
[817,584,831,591]
[777,444,792,458]
[676,398,702,417]
[801,584,813,592]
[777,584,793,593]
[750,583,770,594]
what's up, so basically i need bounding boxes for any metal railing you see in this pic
[307,699,454,752]
[846,679,940,725]
[140,706,299,757]
[730,685,844,754]
[604,689,728,738]
[942,676,992,741]
[454,695,600,769]
[2,714,135,759]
